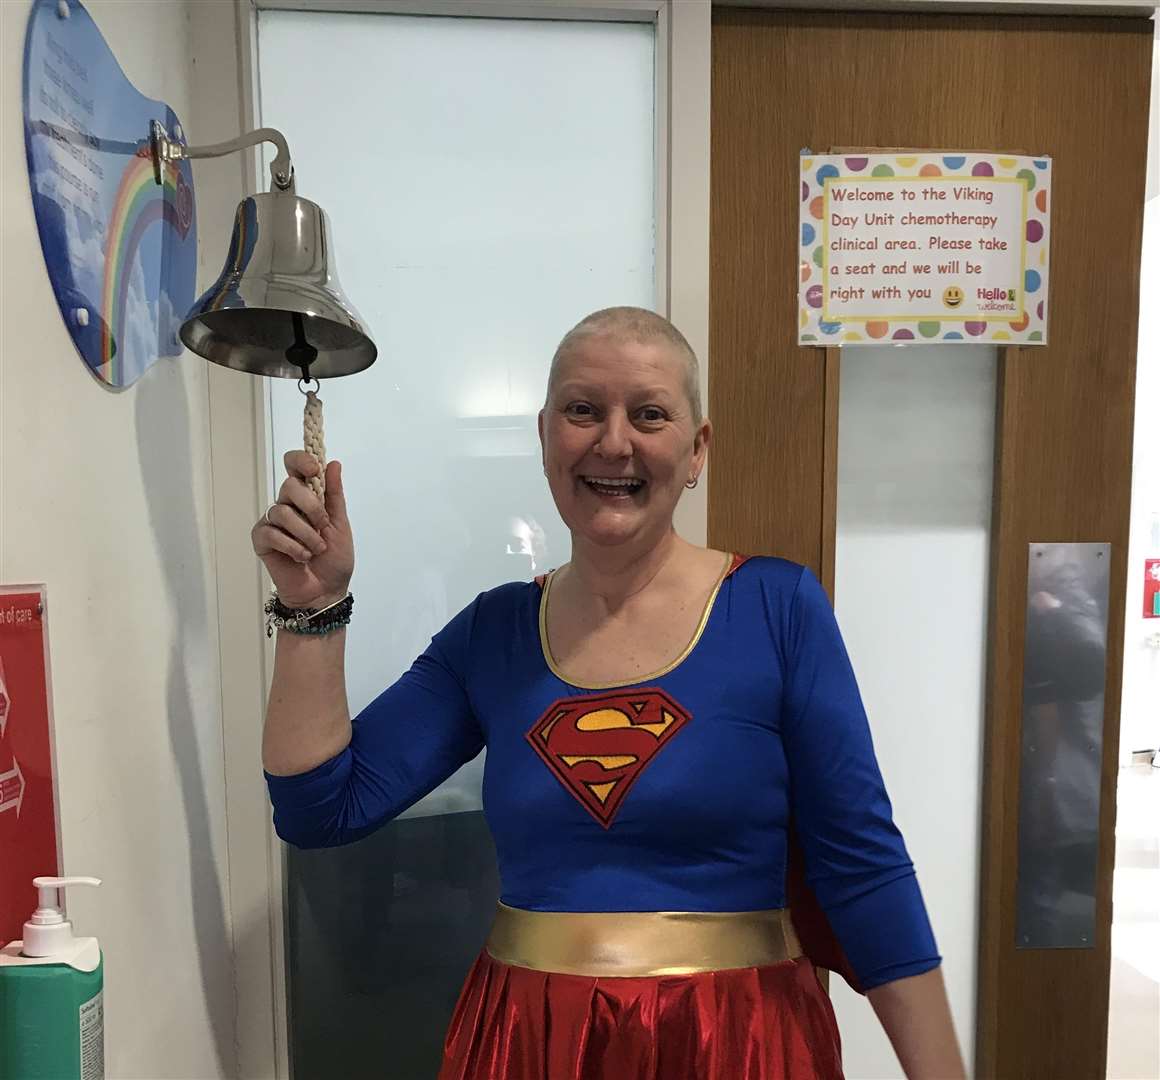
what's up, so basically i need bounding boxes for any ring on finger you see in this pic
[264,504,278,527]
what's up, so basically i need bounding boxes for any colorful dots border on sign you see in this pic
[798,150,1050,347]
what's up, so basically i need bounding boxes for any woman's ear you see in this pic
[537,409,547,472]
[691,417,712,473]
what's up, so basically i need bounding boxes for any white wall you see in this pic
[1,1,240,1076]
[1119,25,1160,765]
[830,346,996,1078]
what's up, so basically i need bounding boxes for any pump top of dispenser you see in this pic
[22,877,101,958]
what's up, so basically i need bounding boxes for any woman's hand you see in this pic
[252,452,354,609]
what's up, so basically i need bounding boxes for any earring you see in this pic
[685,476,698,490]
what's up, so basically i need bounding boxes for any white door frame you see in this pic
[206,2,709,1074]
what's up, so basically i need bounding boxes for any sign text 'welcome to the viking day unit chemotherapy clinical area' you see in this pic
[799,152,1051,346]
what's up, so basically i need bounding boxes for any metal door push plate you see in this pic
[1015,542,1110,949]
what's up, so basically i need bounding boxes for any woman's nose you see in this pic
[594,410,633,459]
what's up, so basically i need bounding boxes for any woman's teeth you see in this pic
[583,476,645,495]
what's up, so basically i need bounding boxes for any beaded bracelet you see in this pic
[265,591,354,638]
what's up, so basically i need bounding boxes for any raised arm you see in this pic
[253,452,483,847]
[253,451,357,774]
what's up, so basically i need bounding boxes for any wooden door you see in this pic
[709,9,1152,1078]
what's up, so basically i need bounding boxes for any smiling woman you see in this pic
[257,304,965,1079]
[539,307,709,554]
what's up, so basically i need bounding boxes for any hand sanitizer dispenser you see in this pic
[0,877,103,1080]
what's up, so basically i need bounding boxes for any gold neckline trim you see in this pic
[538,551,733,690]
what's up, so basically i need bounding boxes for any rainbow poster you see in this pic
[799,151,1051,347]
[22,0,196,388]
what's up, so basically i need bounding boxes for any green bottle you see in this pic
[0,877,103,1080]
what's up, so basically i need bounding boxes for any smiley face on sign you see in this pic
[942,285,965,309]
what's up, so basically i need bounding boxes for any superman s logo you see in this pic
[526,689,691,828]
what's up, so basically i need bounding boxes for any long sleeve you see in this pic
[264,596,485,848]
[780,567,940,991]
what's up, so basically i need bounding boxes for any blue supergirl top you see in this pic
[265,555,940,991]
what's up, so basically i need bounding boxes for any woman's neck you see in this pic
[562,530,686,612]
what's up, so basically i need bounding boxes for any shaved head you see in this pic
[546,307,703,425]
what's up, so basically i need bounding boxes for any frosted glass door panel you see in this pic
[830,346,996,1079]
[260,10,655,815]
[257,13,654,1077]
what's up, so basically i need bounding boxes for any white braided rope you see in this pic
[304,390,326,500]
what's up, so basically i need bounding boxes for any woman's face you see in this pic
[538,335,709,550]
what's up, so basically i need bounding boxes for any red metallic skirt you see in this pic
[437,906,843,1080]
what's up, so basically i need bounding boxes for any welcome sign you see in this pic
[798,151,1051,346]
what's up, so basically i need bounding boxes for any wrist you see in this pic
[265,590,354,638]
[283,590,348,612]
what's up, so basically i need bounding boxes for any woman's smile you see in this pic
[579,474,647,499]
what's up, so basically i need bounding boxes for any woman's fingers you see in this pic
[254,454,353,609]
[277,474,330,532]
[283,448,321,481]
[323,460,347,527]
[252,517,315,564]
[263,502,327,556]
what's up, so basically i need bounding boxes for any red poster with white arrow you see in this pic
[0,587,60,945]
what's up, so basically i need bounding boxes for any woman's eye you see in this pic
[565,402,595,418]
[637,407,667,423]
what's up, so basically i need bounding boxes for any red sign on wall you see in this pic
[1146,559,1160,619]
[0,587,60,945]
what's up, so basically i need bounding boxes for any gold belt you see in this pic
[485,902,803,977]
